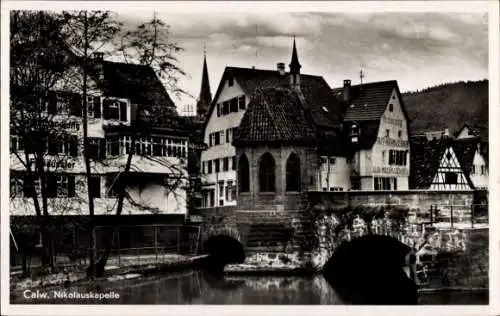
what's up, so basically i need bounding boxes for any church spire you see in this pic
[197,44,212,120]
[289,36,301,91]
[289,36,301,74]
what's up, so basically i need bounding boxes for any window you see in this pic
[471,165,476,175]
[239,154,250,192]
[207,160,212,174]
[382,151,386,163]
[23,174,40,197]
[89,176,101,199]
[388,150,408,166]
[385,129,390,138]
[350,124,359,136]
[87,138,104,160]
[445,172,458,184]
[223,157,229,172]
[202,162,206,174]
[217,103,221,117]
[238,96,246,110]
[56,174,69,197]
[232,156,237,170]
[230,98,238,112]
[219,181,224,198]
[103,99,127,121]
[152,137,165,156]
[226,129,231,143]
[228,76,234,87]
[398,130,402,138]
[56,94,69,114]
[389,104,394,112]
[374,177,394,190]
[481,165,486,175]
[222,101,229,115]
[226,180,234,201]
[10,174,23,198]
[286,153,301,192]
[121,136,132,155]
[86,96,102,118]
[10,135,24,152]
[106,136,120,156]
[329,158,336,165]
[259,152,276,192]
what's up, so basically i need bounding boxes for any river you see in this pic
[11,269,488,305]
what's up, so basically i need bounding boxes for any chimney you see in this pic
[277,62,285,76]
[343,79,351,103]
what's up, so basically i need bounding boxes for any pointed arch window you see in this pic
[238,154,250,193]
[259,152,276,192]
[286,153,301,192]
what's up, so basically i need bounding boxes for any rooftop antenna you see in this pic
[255,24,259,69]
[359,67,365,86]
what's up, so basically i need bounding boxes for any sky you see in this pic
[115,11,488,114]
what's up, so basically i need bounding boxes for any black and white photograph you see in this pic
[1,1,498,315]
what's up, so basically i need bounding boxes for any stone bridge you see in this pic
[189,190,488,274]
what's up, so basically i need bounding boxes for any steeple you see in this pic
[289,36,302,91]
[289,36,301,74]
[197,45,212,120]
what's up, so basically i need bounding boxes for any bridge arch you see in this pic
[201,226,245,269]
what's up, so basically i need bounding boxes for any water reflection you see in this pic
[10,268,487,305]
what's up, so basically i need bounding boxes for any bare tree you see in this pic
[91,13,190,276]
[9,11,82,272]
[58,10,121,277]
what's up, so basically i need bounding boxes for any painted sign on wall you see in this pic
[376,137,409,148]
[372,166,409,176]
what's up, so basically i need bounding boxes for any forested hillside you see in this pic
[402,80,488,135]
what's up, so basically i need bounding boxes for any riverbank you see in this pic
[10,254,209,292]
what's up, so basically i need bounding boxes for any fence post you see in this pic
[430,205,433,224]
[177,226,181,254]
[450,205,454,228]
[117,227,121,266]
[154,225,158,263]
[471,204,474,229]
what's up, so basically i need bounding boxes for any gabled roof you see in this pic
[98,60,176,110]
[453,136,488,173]
[410,136,451,189]
[333,80,409,123]
[456,123,489,142]
[205,67,346,134]
[234,87,316,146]
[409,136,473,189]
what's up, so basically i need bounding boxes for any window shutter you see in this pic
[70,93,82,117]
[119,101,128,121]
[46,174,57,198]
[217,103,220,117]
[70,135,78,157]
[94,96,101,118]
[67,175,76,197]
[47,91,57,114]
[102,98,109,119]
[99,139,106,159]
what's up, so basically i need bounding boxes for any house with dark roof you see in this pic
[199,38,412,208]
[456,123,489,142]
[409,136,472,190]
[453,136,488,189]
[10,52,193,220]
[333,79,411,190]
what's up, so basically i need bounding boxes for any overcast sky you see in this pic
[116,11,488,114]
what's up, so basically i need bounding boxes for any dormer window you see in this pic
[103,98,128,121]
[350,124,359,136]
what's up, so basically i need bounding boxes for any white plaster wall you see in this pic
[318,157,350,190]
[470,150,489,189]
